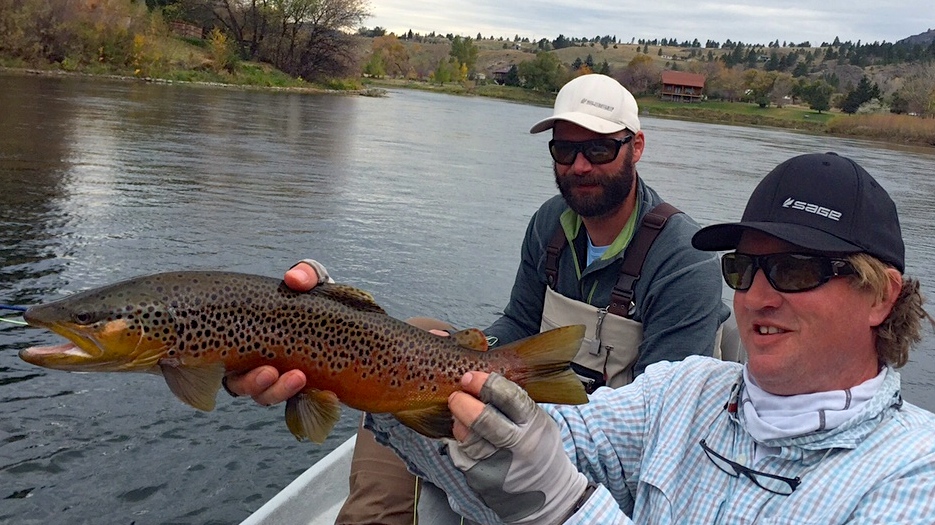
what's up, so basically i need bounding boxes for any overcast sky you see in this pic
[363,1,933,46]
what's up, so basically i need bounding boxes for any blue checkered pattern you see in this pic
[368,357,935,524]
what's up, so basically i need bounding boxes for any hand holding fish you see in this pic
[447,371,591,525]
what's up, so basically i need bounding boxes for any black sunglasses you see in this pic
[700,439,801,495]
[548,136,632,165]
[722,252,855,293]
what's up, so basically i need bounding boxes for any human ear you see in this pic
[869,268,902,327]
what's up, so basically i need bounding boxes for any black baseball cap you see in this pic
[692,152,905,272]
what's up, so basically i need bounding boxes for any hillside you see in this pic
[897,28,935,47]
[378,36,725,78]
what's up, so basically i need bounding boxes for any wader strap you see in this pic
[609,202,682,317]
[544,226,568,288]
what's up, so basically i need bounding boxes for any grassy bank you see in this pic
[637,99,832,134]
[364,77,556,106]
[366,78,935,147]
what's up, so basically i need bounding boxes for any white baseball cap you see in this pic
[529,74,641,134]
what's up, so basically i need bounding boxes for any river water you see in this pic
[0,72,933,525]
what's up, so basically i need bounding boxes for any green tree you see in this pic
[449,35,478,72]
[792,61,809,78]
[764,51,780,71]
[839,76,881,114]
[553,34,572,49]
[802,80,833,113]
[432,57,457,84]
[743,69,777,107]
[504,64,521,86]
[362,53,386,78]
[517,52,564,91]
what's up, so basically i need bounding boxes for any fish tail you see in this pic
[501,324,588,405]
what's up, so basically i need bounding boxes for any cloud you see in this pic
[365,0,930,45]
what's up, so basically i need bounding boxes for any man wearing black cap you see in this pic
[362,152,935,524]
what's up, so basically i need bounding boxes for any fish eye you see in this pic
[73,311,95,325]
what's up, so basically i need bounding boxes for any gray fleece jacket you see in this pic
[484,178,730,377]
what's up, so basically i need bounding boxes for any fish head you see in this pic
[20,279,178,373]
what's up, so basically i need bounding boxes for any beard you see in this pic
[554,147,635,219]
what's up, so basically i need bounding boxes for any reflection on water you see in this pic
[1,72,934,524]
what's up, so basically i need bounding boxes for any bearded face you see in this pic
[554,145,635,219]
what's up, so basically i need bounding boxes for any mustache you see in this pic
[559,175,604,186]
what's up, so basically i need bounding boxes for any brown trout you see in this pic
[20,271,587,443]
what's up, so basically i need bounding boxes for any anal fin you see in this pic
[285,388,341,443]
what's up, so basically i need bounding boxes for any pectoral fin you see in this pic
[450,328,489,352]
[393,404,454,439]
[159,362,225,411]
[285,389,341,443]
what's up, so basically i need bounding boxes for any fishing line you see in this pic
[0,304,27,312]
[0,304,29,326]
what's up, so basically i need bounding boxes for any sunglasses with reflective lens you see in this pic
[548,135,633,165]
[721,252,855,293]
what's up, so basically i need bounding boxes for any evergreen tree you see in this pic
[504,64,520,86]
[792,62,810,78]
[802,80,833,113]
[839,76,882,113]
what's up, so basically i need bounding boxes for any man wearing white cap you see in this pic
[494,73,730,391]
[227,74,730,524]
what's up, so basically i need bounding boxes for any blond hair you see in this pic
[848,253,932,368]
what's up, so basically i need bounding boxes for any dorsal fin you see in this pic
[450,328,489,352]
[314,283,386,314]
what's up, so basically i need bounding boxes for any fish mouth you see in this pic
[19,325,108,370]
[21,341,93,359]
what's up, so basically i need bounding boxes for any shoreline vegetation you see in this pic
[360,78,935,148]
[3,65,933,149]
[2,1,933,149]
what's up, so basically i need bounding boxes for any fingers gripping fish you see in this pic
[19,271,588,443]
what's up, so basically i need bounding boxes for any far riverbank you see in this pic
[364,78,935,149]
[3,67,932,148]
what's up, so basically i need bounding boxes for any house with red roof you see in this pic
[660,71,706,102]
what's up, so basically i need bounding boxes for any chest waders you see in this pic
[540,203,725,392]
